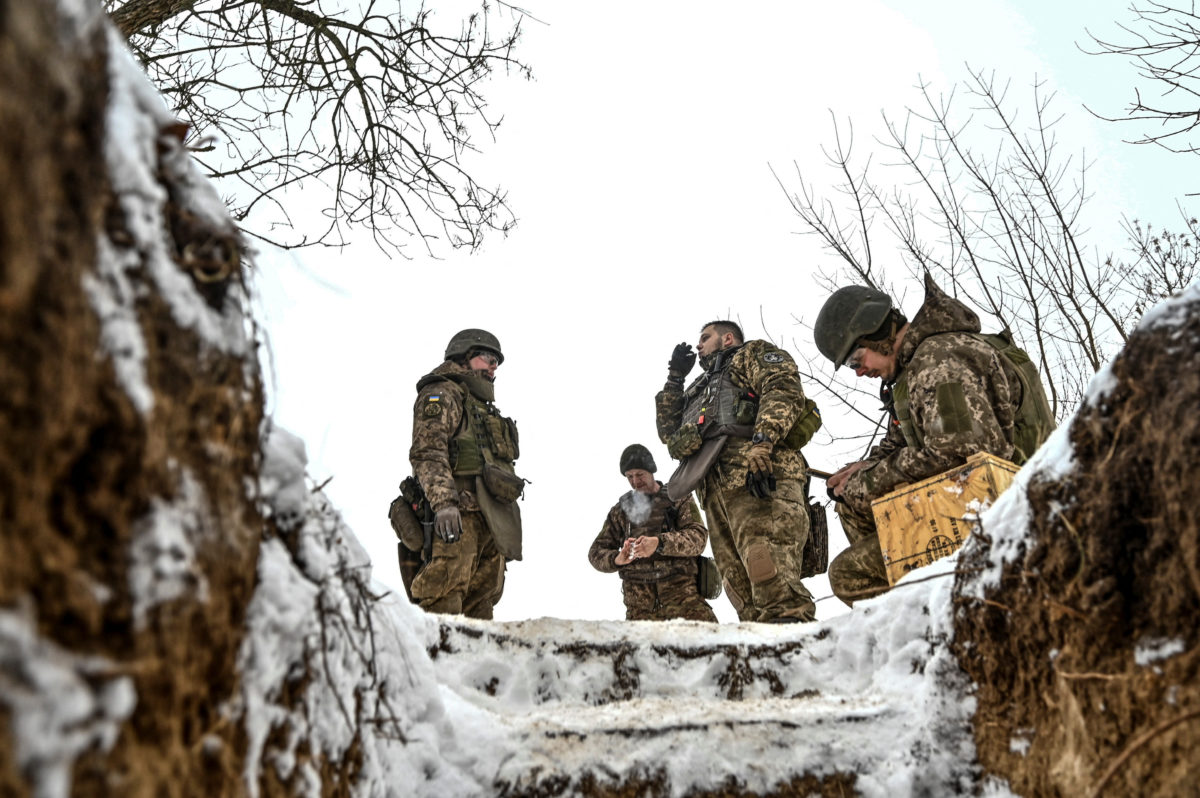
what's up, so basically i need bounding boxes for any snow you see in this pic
[1139,279,1200,333]
[0,607,136,798]
[129,469,211,629]
[88,25,252,417]
[221,421,1019,796]
[1134,637,1186,667]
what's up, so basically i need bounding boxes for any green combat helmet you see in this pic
[813,286,893,368]
[445,328,504,365]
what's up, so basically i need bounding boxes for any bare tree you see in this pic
[774,67,1195,454]
[1086,1,1200,171]
[104,0,533,256]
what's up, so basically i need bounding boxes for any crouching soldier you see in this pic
[815,274,1056,605]
[588,444,717,622]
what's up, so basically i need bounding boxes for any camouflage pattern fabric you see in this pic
[621,574,718,622]
[410,360,482,512]
[842,275,1027,515]
[656,339,816,622]
[702,477,815,622]
[827,499,889,606]
[407,359,510,617]
[588,485,707,582]
[656,340,811,491]
[589,485,716,621]
[409,509,505,618]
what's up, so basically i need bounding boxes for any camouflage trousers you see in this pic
[829,499,889,607]
[410,510,506,619]
[621,573,717,622]
[702,476,815,623]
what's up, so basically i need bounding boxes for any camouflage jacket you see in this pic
[845,275,1025,506]
[588,485,706,582]
[409,360,512,512]
[656,340,809,490]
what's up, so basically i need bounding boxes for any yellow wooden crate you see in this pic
[870,451,1020,585]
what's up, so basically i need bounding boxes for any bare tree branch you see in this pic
[104,0,532,257]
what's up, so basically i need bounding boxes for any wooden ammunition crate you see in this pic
[871,452,1020,585]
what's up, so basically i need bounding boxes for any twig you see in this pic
[1087,709,1200,798]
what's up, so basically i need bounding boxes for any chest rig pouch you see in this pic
[450,392,524,503]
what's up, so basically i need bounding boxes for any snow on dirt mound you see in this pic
[953,282,1200,797]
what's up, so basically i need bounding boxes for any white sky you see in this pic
[253,0,1193,624]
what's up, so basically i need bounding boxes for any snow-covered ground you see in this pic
[229,419,1098,797]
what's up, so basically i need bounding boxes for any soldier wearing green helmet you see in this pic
[815,274,1055,606]
[400,328,524,618]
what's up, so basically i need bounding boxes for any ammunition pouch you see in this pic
[782,397,822,450]
[388,477,426,552]
[667,423,703,460]
[696,555,723,600]
[481,462,525,504]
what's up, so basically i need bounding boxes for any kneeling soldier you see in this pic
[588,444,717,622]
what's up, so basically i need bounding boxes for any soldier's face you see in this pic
[853,347,897,381]
[469,352,499,381]
[696,326,733,357]
[624,469,657,494]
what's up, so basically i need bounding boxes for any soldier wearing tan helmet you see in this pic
[815,275,1055,606]
[588,444,717,622]
[402,328,525,618]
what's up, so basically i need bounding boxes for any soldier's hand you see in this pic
[615,538,635,566]
[434,506,462,543]
[745,440,776,499]
[631,535,660,558]
[827,461,868,500]
[668,342,696,378]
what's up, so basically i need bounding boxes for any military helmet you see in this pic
[814,286,893,368]
[619,444,657,475]
[444,328,504,365]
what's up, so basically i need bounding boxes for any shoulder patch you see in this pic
[761,351,785,364]
[423,395,443,417]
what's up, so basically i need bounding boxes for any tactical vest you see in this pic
[890,331,1055,465]
[679,347,821,449]
[680,347,757,440]
[417,372,520,476]
[616,492,697,583]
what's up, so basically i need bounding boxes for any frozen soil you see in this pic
[952,291,1200,797]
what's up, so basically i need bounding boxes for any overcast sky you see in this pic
[252,0,1193,623]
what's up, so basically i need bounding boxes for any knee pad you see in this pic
[745,543,778,584]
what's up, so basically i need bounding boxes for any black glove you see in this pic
[746,471,777,499]
[668,342,696,379]
[434,506,462,543]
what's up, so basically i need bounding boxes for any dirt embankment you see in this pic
[0,2,263,795]
[954,297,1200,797]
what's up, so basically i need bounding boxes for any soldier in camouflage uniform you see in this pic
[588,444,717,622]
[656,321,818,623]
[816,274,1055,606]
[407,329,524,619]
